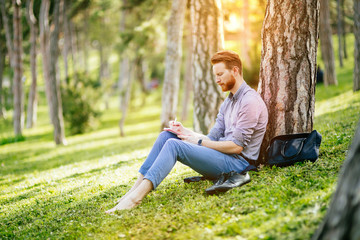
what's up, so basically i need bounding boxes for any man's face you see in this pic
[213,62,236,92]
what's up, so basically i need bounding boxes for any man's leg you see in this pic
[138,131,179,176]
[143,139,249,189]
[113,131,177,204]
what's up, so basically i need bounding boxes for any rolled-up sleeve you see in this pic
[231,97,261,148]
[207,103,226,141]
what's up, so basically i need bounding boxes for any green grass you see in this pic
[1,35,359,239]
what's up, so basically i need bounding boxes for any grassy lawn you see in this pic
[1,36,360,239]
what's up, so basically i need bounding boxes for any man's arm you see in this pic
[179,135,243,155]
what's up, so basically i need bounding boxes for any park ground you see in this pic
[1,36,360,239]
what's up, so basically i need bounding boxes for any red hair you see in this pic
[211,50,243,76]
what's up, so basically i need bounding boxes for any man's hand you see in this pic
[169,120,194,137]
[178,134,199,144]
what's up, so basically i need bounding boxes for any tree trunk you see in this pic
[0,46,5,119]
[160,0,187,129]
[190,0,225,134]
[69,19,78,75]
[337,0,344,67]
[62,0,70,83]
[83,9,89,74]
[341,0,347,59]
[39,0,51,119]
[26,0,38,128]
[12,0,24,136]
[258,0,320,162]
[354,0,360,92]
[312,120,360,240]
[319,0,337,86]
[241,0,251,67]
[181,15,193,122]
[0,0,14,68]
[119,59,132,137]
[0,0,14,109]
[48,0,66,145]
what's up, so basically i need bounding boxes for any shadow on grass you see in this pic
[1,134,155,176]
[1,158,140,206]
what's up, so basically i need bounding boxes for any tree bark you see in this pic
[12,0,24,136]
[312,120,360,240]
[354,0,360,92]
[48,0,66,145]
[337,0,344,67]
[181,14,193,122]
[26,0,38,128]
[160,0,187,129]
[258,0,320,162]
[319,0,337,86]
[190,0,225,134]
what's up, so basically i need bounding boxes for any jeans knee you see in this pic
[159,131,175,139]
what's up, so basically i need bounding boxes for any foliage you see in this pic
[61,72,102,135]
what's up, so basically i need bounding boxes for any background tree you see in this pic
[312,120,360,239]
[39,0,66,145]
[0,18,6,119]
[258,0,320,162]
[336,0,344,67]
[25,0,38,128]
[160,0,186,129]
[181,8,193,122]
[320,0,338,86]
[190,0,225,134]
[354,0,360,91]
[12,0,24,136]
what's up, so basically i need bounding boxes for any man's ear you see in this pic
[232,66,239,75]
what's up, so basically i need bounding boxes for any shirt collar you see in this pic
[228,81,247,101]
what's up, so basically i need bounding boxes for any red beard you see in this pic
[220,75,236,92]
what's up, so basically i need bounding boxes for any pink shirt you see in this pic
[207,82,268,161]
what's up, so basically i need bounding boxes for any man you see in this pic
[106,50,268,213]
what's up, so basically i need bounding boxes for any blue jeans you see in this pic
[139,131,249,189]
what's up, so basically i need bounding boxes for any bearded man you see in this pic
[106,50,268,213]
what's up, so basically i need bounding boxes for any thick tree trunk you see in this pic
[190,0,225,134]
[242,0,251,66]
[319,0,337,86]
[26,0,38,128]
[312,121,360,240]
[337,0,344,67]
[161,0,187,129]
[258,0,320,162]
[48,0,66,145]
[354,0,360,92]
[12,0,24,136]
[181,16,193,122]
